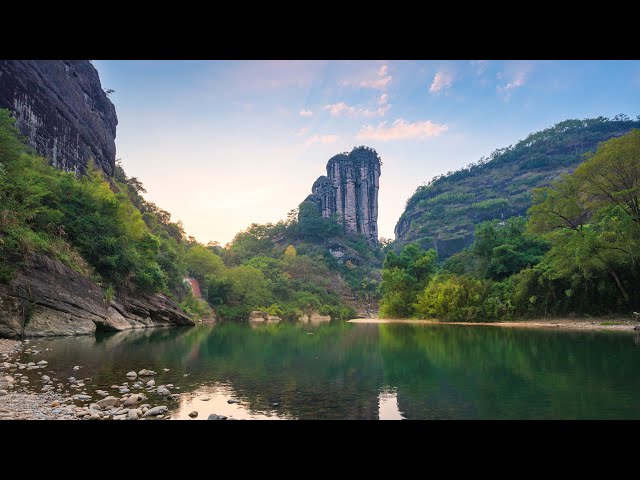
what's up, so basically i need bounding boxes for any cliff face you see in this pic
[306,146,381,246]
[0,60,118,176]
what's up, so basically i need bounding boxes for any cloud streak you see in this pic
[429,71,454,94]
[357,119,448,141]
[323,94,391,118]
[497,66,530,101]
[305,134,338,146]
[343,64,392,90]
[299,109,313,117]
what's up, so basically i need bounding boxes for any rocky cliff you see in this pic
[305,146,381,246]
[0,60,118,176]
[0,254,193,338]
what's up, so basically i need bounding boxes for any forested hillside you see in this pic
[395,116,640,257]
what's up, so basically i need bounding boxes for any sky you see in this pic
[93,60,640,245]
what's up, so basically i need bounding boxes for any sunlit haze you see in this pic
[93,60,640,245]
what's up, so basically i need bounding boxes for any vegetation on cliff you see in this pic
[0,109,369,322]
[394,116,640,257]
[381,130,640,320]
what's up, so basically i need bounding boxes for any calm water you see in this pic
[12,322,640,419]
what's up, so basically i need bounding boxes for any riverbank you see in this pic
[348,317,640,331]
[0,338,177,420]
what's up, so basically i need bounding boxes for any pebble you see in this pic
[123,394,144,406]
[157,386,171,396]
[207,414,227,420]
[37,360,48,366]
[146,379,155,387]
[88,413,101,420]
[127,409,141,420]
[227,398,240,404]
[189,411,198,418]
[73,366,80,371]
[163,368,170,372]
[42,375,51,382]
[126,371,137,378]
[138,369,156,376]
[143,405,168,417]
[113,414,127,420]
[97,396,120,409]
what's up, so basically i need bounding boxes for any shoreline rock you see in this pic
[0,254,194,339]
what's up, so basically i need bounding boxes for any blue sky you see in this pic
[93,60,640,245]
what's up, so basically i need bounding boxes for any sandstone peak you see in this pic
[305,146,381,246]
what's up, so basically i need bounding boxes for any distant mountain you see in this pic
[394,116,640,257]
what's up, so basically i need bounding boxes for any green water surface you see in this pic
[15,322,640,419]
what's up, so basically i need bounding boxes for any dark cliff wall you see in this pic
[0,60,118,176]
[305,146,381,246]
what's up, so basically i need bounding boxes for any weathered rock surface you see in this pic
[0,254,194,338]
[0,60,118,177]
[304,146,381,246]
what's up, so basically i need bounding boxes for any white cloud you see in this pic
[324,102,356,116]
[299,109,313,117]
[497,65,531,101]
[323,94,391,118]
[295,127,309,137]
[305,134,338,146]
[343,64,392,90]
[429,71,455,94]
[357,119,448,141]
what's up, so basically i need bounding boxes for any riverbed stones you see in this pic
[634,325,640,331]
[189,411,198,418]
[126,371,137,379]
[123,394,145,406]
[146,379,155,387]
[97,396,119,409]
[1,376,15,384]
[37,360,48,366]
[227,398,240,404]
[138,369,156,376]
[143,405,168,417]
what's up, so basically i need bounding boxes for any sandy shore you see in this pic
[348,317,640,332]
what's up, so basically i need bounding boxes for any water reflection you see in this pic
[10,322,640,419]
[378,387,404,420]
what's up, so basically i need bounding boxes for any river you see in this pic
[7,322,640,419]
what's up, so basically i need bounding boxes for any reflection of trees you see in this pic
[379,324,640,419]
[37,323,640,419]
